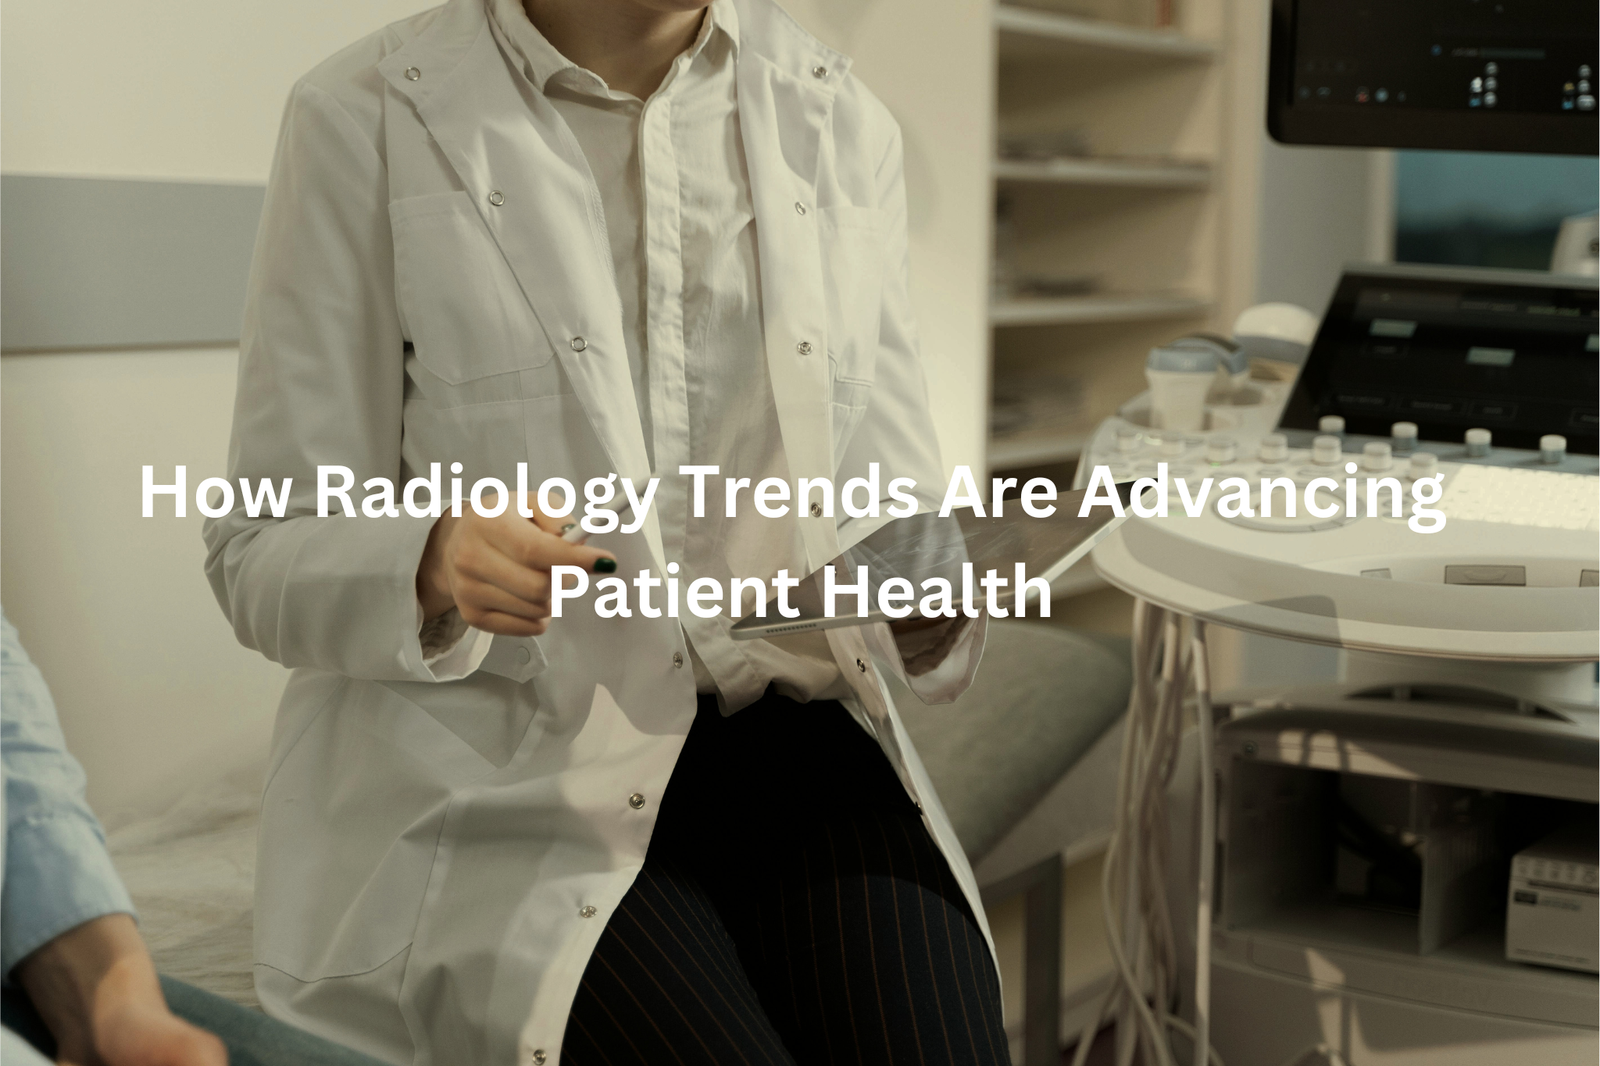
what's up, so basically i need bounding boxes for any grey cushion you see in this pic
[889,620,1132,862]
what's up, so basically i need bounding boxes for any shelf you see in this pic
[988,426,1089,469]
[994,157,1211,189]
[1230,905,1598,1029]
[995,6,1218,62]
[989,292,1211,327]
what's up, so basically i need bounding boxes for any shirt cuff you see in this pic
[417,606,494,682]
[2,813,136,979]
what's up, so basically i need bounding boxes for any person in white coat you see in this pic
[204,0,1010,1062]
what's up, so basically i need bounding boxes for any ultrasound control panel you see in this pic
[1280,264,1598,457]
[1081,423,1599,535]
[1080,424,1599,659]
[1081,264,1600,661]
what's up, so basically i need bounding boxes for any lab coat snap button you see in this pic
[628,793,646,809]
[404,66,422,81]
[570,336,588,352]
[579,905,597,918]
[530,1051,547,1066]
[487,189,505,206]
[812,65,828,79]
[856,658,868,673]
[516,646,532,664]
[810,502,823,518]
[796,340,813,356]
[794,201,807,215]
[672,652,684,668]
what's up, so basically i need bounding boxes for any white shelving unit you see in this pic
[995,5,1218,60]
[986,0,1243,480]
[990,292,1213,327]
[993,157,1212,189]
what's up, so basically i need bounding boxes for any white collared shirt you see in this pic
[489,0,850,711]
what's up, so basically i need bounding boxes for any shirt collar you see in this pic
[490,0,738,97]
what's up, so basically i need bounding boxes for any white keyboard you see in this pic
[1441,465,1600,531]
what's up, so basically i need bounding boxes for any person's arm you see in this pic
[1,617,224,1066]
[199,79,446,682]
[14,915,225,1066]
[832,114,987,703]
[201,81,608,682]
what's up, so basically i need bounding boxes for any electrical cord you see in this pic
[1191,621,1216,1066]
[1070,601,1226,1066]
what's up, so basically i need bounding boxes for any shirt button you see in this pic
[404,66,422,81]
[579,905,597,918]
[796,340,813,356]
[794,201,807,215]
[570,336,588,351]
[672,652,685,668]
[487,189,505,206]
[628,793,646,809]
[856,658,868,673]
[812,65,828,79]
[809,502,823,517]
[516,646,532,664]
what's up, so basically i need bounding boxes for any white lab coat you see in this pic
[203,1,993,1063]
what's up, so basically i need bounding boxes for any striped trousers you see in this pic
[563,689,1011,1066]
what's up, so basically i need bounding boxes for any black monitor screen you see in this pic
[1268,0,1598,154]
[1280,266,1599,455]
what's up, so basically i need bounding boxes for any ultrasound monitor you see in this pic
[1280,264,1599,455]
[1268,0,1598,154]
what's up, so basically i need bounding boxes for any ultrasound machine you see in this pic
[1067,4,1600,1063]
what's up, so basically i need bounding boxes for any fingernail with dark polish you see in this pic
[594,557,618,574]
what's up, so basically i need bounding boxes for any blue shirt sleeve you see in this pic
[1,613,135,979]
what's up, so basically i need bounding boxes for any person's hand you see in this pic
[416,493,617,636]
[81,983,226,1066]
[15,914,227,1066]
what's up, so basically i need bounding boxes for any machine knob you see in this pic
[1318,415,1346,436]
[1390,421,1418,456]
[1258,433,1289,462]
[1464,427,1492,457]
[1312,435,1342,465]
[1540,434,1567,464]
[1114,425,1140,453]
[1205,436,1236,464]
[1159,436,1185,459]
[1408,452,1439,479]
[1362,441,1393,472]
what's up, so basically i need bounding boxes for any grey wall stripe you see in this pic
[2,175,265,352]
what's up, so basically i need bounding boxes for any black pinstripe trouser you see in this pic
[563,689,1011,1066]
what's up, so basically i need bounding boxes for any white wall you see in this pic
[1,2,436,182]
[1,0,991,822]
[1221,0,1394,323]
[1,0,437,824]
[1254,139,1393,314]
[1,351,288,825]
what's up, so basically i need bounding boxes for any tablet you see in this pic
[729,481,1134,640]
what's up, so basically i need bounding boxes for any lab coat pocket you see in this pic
[254,678,494,982]
[819,205,887,387]
[390,192,556,388]
[829,379,873,457]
